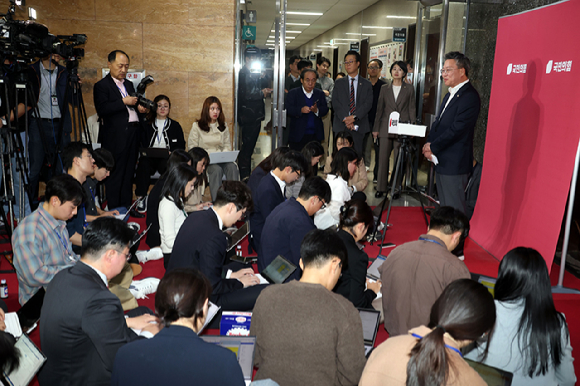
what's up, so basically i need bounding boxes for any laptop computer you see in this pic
[367,255,387,281]
[3,334,47,386]
[209,151,239,164]
[139,147,170,159]
[114,199,141,222]
[227,222,250,252]
[358,308,380,357]
[464,358,513,385]
[259,255,297,284]
[200,336,256,385]
[16,288,45,333]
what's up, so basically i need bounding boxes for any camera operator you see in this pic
[28,53,72,204]
[93,50,148,214]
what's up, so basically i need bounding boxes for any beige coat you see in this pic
[187,121,232,152]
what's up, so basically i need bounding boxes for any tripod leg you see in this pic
[377,145,405,255]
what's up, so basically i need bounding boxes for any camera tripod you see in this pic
[371,134,430,256]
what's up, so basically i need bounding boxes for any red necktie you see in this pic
[349,78,356,115]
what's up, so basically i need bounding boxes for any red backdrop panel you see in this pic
[470,0,580,272]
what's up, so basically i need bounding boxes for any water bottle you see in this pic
[0,279,8,299]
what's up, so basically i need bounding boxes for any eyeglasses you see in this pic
[293,169,301,177]
[368,66,380,70]
[343,60,356,65]
[116,250,131,261]
[317,196,327,210]
[440,67,458,75]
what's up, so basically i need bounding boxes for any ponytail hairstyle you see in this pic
[406,279,495,386]
[339,199,373,234]
[155,268,211,330]
[301,141,324,178]
[494,247,568,377]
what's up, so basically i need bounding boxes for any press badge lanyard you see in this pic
[411,333,463,357]
[418,237,445,248]
[55,229,75,261]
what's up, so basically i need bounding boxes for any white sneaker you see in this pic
[135,247,163,264]
[129,277,160,299]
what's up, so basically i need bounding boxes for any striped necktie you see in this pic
[349,78,356,115]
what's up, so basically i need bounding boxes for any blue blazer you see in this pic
[260,197,315,279]
[286,87,329,143]
[111,325,245,386]
[169,209,243,298]
[250,173,285,270]
[428,81,480,175]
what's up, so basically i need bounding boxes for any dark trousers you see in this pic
[238,121,262,180]
[211,284,268,312]
[134,156,167,197]
[289,133,318,152]
[436,173,469,214]
[104,125,139,208]
[28,118,71,200]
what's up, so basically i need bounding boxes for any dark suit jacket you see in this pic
[249,173,285,270]
[331,75,373,134]
[93,74,140,154]
[141,118,185,151]
[373,81,416,138]
[333,229,377,309]
[260,198,315,279]
[39,262,139,386]
[428,81,480,175]
[111,325,245,386]
[169,209,243,299]
[286,87,329,143]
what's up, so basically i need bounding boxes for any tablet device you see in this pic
[209,151,239,164]
[367,255,387,281]
[139,147,170,159]
[227,222,250,252]
[464,358,513,385]
[358,308,380,357]
[200,336,256,384]
[260,255,297,284]
[3,334,47,386]
[16,288,45,333]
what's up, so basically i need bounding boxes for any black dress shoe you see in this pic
[375,191,384,198]
[392,192,401,200]
[129,209,145,219]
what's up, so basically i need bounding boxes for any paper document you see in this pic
[4,312,22,338]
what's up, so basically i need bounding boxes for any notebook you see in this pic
[258,255,297,284]
[3,334,46,386]
[367,255,387,281]
[226,222,250,252]
[200,336,256,385]
[358,308,380,357]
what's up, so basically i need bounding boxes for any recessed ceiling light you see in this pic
[271,30,302,33]
[386,15,416,19]
[287,23,310,26]
[287,11,323,16]
[345,33,376,36]
[362,26,393,29]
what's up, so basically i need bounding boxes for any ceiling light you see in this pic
[271,30,302,33]
[287,23,310,26]
[362,26,393,29]
[335,38,354,40]
[287,11,323,16]
[345,33,377,36]
[266,43,275,46]
[386,15,416,19]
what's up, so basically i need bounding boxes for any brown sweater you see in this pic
[324,155,368,193]
[250,281,367,386]
[359,325,487,386]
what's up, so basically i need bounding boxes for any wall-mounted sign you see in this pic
[242,26,256,41]
[393,28,407,42]
[350,42,360,52]
[245,10,257,23]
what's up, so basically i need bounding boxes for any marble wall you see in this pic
[14,0,237,142]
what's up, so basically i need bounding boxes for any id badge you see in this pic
[51,95,58,106]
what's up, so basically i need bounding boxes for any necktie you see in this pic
[349,78,356,115]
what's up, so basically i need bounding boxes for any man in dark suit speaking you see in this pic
[94,50,147,210]
[331,50,373,157]
[286,69,329,151]
[39,217,160,386]
[423,52,481,214]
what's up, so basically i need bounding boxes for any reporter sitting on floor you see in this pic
[285,141,324,199]
[184,147,213,212]
[168,181,267,311]
[324,130,368,194]
[261,176,331,279]
[159,164,197,269]
[188,96,239,201]
[251,228,366,386]
[334,199,381,309]
[247,146,290,197]
[111,268,245,386]
[39,217,160,386]
[84,148,126,220]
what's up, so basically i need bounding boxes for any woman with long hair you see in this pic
[188,96,239,201]
[158,164,197,268]
[314,147,364,229]
[111,269,245,385]
[324,130,368,193]
[465,247,576,386]
[372,61,416,198]
[286,141,324,199]
[360,279,495,386]
[184,147,212,212]
[135,95,185,210]
[333,199,381,308]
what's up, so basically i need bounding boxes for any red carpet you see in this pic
[1,206,580,383]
